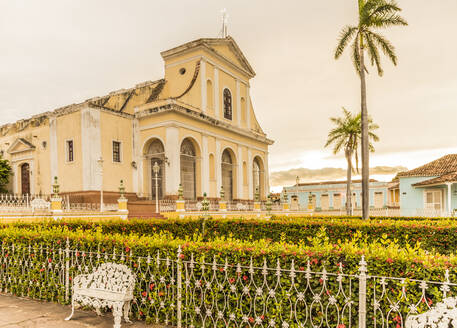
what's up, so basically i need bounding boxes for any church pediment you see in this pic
[7,138,35,154]
[161,37,256,78]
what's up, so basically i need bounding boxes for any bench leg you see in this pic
[123,301,132,323]
[112,302,123,328]
[65,297,75,321]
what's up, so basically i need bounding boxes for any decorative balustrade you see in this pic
[0,242,455,327]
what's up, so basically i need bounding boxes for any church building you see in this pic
[0,37,273,202]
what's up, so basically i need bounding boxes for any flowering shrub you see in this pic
[0,224,455,325]
[7,216,457,254]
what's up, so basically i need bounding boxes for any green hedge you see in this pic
[0,225,455,326]
[8,216,457,255]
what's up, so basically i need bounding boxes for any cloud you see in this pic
[270,166,407,187]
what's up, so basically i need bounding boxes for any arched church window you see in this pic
[147,139,165,200]
[223,88,232,120]
[221,149,234,200]
[180,139,197,200]
[180,139,196,156]
[222,149,232,164]
[148,139,164,155]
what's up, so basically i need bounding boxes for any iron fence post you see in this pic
[177,245,182,328]
[358,255,368,328]
[65,238,70,303]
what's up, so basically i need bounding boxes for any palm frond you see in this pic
[351,37,362,75]
[367,31,398,65]
[364,33,383,76]
[335,26,358,59]
[370,14,408,28]
[369,3,402,19]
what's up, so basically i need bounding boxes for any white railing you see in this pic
[0,242,454,327]
[0,194,52,212]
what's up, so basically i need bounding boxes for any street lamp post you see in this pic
[97,157,104,212]
[153,161,160,213]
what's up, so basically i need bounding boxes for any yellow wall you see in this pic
[57,111,83,192]
[100,111,133,192]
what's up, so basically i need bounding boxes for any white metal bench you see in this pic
[406,297,457,328]
[30,198,50,213]
[65,262,136,328]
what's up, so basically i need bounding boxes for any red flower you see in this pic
[386,258,393,264]
[150,283,155,290]
[249,317,254,323]
[179,253,185,259]
[48,258,52,263]
[229,278,235,284]
[125,247,130,253]
[219,267,224,272]
[141,291,147,297]
[242,275,248,281]
[338,324,346,328]
[40,268,45,272]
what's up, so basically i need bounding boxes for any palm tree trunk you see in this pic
[345,149,353,216]
[359,35,370,219]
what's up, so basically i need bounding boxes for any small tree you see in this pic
[325,108,379,215]
[0,157,12,193]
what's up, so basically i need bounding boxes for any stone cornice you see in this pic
[135,101,274,145]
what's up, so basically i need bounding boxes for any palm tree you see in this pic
[325,108,379,215]
[334,0,407,219]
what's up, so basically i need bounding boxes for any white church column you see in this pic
[264,152,270,197]
[247,148,253,200]
[215,138,222,195]
[132,118,140,194]
[236,80,241,126]
[81,107,101,191]
[200,59,207,113]
[49,116,58,185]
[214,68,220,118]
[237,145,243,199]
[165,126,180,196]
[201,135,210,195]
[246,85,251,130]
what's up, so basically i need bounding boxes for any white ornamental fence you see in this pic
[0,241,455,328]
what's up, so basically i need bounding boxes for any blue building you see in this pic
[281,179,390,211]
[398,154,457,217]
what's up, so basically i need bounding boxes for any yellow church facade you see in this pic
[0,37,273,202]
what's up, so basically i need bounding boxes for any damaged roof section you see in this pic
[88,79,166,114]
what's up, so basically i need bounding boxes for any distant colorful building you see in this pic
[281,179,391,211]
[397,154,457,216]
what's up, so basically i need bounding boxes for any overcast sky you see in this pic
[1,0,456,190]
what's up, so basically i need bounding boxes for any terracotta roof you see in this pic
[412,171,457,187]
[296,179,379,187]
[398,154,457,177]
[388,182,400,190]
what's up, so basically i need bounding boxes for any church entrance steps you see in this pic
[127,200,165,219]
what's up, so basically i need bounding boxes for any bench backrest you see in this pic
[89,263,135,294]
[31,198,49,209]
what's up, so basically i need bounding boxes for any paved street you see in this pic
[0,294,153,328]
